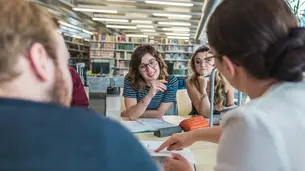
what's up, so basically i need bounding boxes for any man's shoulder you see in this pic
[0,98,102,126]
[69,67,77,76]
[0,99,158,171]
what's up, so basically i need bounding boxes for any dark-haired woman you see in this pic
[187,46,234,117]
[121,45,178,120]
[156,0,305,170]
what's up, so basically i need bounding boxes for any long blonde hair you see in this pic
[189,46,228,111]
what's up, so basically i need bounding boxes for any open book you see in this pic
[141,141,196,171]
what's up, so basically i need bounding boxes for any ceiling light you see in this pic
[58,21,94,35]
[107,0,135,2]
[58,21,79,30]
[153,13,192,18]
[158,22,191,26]
[71,35,83,39]
[131,20,152,24]
[145,33,159,36]
[165,33,190,36]
[145,1,193,7]
[73,7,117,14]
[167,36,189,40]
[106,25,137,29]
[137,25,154,28]
[162,27,190,31]
[126,34,149,38]
[82,29,94,35]
[141,29,156,32]
[92,18,129,23]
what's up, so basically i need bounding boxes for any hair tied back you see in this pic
[264,27,305,82]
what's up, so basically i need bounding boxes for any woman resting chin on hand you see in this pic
[187,46,235,118]
[121,45,178,120]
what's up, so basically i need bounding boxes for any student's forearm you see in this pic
[122,95,153,120]
[192,127,222,144]
[199,96,211,117]
[141,110,164,118]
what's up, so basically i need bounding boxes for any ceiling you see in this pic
[70,0,204,40]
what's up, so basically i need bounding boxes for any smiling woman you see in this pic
[121,45,178,120]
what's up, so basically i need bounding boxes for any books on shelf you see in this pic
[89,34,198,76]
[92,34,116,42]
[91,34,193,45]
[90,50,114,58]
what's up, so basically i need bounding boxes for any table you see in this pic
[135,132,218,171]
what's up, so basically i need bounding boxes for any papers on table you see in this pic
[162,116,187,126]
[121,118,176,133]
[141,141,196,171]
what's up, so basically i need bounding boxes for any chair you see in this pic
[176,89,192,116]
[164,102,178,116]
[120,88,126,112]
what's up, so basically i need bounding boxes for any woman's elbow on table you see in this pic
[121,110,140,120]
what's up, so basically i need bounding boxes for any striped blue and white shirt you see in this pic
[123,75,178,110]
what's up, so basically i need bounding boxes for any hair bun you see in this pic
[264,27,305,82]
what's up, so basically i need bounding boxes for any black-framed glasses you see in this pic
[139,58,158,72]
[195,56,216,66]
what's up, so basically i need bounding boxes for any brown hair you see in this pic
[0,0,58,82]
[126,44,168,91]
[207,0,305,82]
[189,46,228,110]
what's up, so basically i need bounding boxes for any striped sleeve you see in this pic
[123,78,137,98]
[162,75,178,103]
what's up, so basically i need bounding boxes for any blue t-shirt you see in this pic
[123,75,178,110]
[0,98,158,171]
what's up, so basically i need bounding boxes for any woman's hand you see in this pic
[155,132,196,152]
[198,77,208,94]
[165,154,193,171]
[148,80,168,97]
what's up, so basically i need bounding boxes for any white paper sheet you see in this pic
[162,116,187,126]
[121,118,175,133]
[141,141,196,171]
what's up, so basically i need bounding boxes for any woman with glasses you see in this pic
[156,0,305,170]
[121,45,178,120]
[187,46,235,117]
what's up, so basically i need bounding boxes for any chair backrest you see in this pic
[120,88,126,112]
[176,89,192,116]
[164,102,178,116]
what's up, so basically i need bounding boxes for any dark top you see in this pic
[0,98,157,171]
[189,93,227,116]
[69,67,89,107]
[123,75,178,110]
